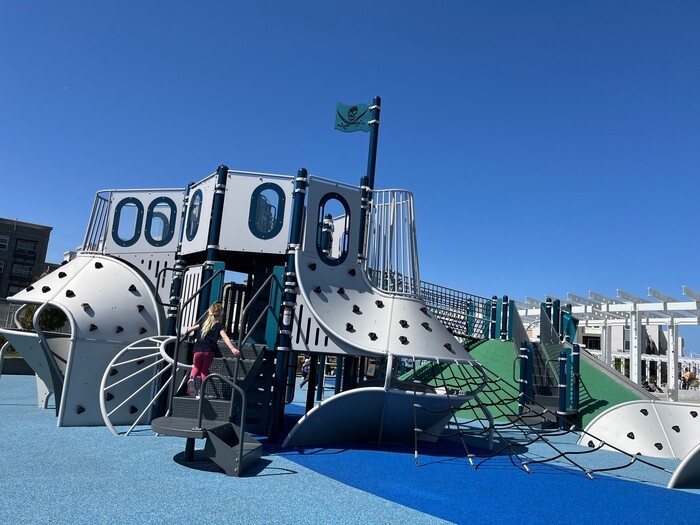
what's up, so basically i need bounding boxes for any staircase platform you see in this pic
[151,415,228,439]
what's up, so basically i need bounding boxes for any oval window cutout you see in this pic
[145,197,177,247]
[186,189,203,242]
[112,198,144,247]
[316,193,350,265]
[249,183,285,239]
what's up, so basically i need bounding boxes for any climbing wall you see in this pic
[5,253,165,426]
[580,400,700,459]
[295,177,474,362]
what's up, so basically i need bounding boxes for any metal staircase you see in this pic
[151,341,269,476]
[517,342,560,428]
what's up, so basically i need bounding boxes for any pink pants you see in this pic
[191,351,215,383]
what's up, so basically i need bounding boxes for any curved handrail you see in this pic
[236,272,280,343]
[100,335,189,436]
[167,267,227,413]
[0,341,9,381]
[239,305,270,347]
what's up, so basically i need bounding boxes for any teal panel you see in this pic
[562,312,579,342]
[264,266,284,350]
[209,262,226,304]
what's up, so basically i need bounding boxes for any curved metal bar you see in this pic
[239,305,270,347]
[236,272,279,340]
[0,341,9,381]
[100,336,176,436]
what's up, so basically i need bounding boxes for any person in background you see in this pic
[684,367,694,390]
[300,357,311,388]
[183,302,240,398]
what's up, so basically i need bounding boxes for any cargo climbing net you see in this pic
[407,357,674,481]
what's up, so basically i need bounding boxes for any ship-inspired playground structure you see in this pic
[3,121,700,488]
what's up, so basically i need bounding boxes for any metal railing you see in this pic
[366,189,421,297]
[419,281,491,340]
[0,299,22,329]
[82,191,111,252]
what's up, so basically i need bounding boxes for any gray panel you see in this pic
[282,387,465,447]
[295,177,474,362]
[180,175,216,254]
[582,400,700,459]
[219,173,294,255]
[669,442,700,488]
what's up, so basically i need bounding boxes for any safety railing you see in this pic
[366,189,420,297]
[82,191,111,252]
[419,281,491,340]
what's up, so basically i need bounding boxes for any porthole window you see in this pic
[249,183,285,239]
[186,189,203,242]
[316,193,350,265]
[112,198,144,247]
[145,197,177,247]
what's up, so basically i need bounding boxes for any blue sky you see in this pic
[2,2,700,348]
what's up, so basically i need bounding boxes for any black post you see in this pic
[500,295,509,340]
[572,343,580,413]
[558,350,567,429]
[518,342,529,415]
[357,175,371,262]
[365,96,381,190]
[199,164,228,316]
[489,296,498,340]
[269,168,308,442]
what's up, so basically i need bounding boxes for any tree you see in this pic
[19,304,67,332]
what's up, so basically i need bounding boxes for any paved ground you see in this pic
[3,373,700,525]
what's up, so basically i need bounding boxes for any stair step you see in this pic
[216,342,266,361]
[533,394,559,409]
[151,415,227,438]
[173,396,233,420]
[204,423,263,476]
[510,410,560,429]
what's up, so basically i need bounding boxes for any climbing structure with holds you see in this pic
[0,253,164,426]
[580,400,700,460]
[295,176,473,363]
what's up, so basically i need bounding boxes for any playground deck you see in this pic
[2,373,700,525]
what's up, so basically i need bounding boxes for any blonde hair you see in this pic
[201,302,224,336]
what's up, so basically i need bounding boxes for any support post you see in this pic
[305,355,318,413]
[365,96,381,191]
[199,164,228,316]
[629,310,642,384]
[500,295,509,341]
[489,296,498,340]
[518,342,530,415]
[269,168,308,441]
[552,298,561,338]
[558,350,567,429]
[668,320,678,402]
[316,355,326,401]
[601,321,612,367]
[572,343,580,413]
[357,175,371,262]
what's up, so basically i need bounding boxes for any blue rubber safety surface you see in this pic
[2,374,700,525]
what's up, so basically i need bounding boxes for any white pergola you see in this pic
[516,286,700,402]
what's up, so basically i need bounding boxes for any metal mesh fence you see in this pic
[419,281,491,340]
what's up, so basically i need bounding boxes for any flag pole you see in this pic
[358,96,381,262]
[365,96,381,190]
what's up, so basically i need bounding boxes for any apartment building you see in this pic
[0,217,54,298]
